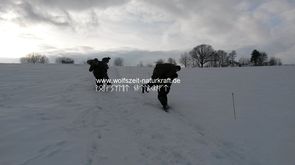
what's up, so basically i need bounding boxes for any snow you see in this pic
[0,64,294,165]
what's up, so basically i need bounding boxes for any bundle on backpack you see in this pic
[87,59,98,65]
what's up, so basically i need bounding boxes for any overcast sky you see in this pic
[0,0,295,64]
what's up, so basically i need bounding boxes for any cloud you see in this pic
[0,0,295,63]
[13,1,72,27]
[30,0,130,11]
[0,0,128,27]
[139,0,295,61]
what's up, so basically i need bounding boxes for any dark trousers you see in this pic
[157,84,171,107]
[147,82,171,107]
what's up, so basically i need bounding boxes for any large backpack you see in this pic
[152,63,177,79]
[92,61,108,77]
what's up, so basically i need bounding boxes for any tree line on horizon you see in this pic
[138,44,282,67]
[20,44,282,67]
[20,53,125,66]
[177,44,282,68]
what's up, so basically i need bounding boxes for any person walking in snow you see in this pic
[88,57,111,88]
[142,63,181,112]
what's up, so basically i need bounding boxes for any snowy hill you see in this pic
[0,64,294,165]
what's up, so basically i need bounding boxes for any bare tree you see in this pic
[250,49,268,66]
[39,55,49,64]
[216,50,228,67]
[189,44,215,68]
[179,52,192,68]
[239,57,250,66]
[20,57,28,64]
[155,59,164,64]
[137,61,144,67]
[167,57,177,65]
[20,53,49,64]
[228,50,237,67]
[209,51,219,67]
[261,52,268,66]
[269,57,282,66]
[146,63,154,67]
[113,57,124,66]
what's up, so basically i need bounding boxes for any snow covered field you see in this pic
[0,64,294,165]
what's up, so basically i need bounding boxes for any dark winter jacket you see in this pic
[88,60,109,79]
